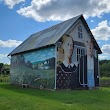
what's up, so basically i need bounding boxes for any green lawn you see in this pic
[0,83,110,110]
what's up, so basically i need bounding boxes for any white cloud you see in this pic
[99,44,110,60]
[91,20,94,22]
[99,55,108,60]
[0,39,22,48]
[0,54,7,59]
[3,0,25,9]
[92,20,110,40]
[101,44,110,55]
[16,0,110,22]
[0,54,10,64]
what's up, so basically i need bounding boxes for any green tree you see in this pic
[0,63,4,74]
[100,60,110,77]
[0,63,10,75]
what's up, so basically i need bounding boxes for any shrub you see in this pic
[100,77,110,87]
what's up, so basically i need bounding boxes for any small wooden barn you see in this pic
[8,14,102,90]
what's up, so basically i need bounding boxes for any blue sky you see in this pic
[0,0,110,64]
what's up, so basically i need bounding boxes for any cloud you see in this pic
[91,20,94,22]
[99,54,108,60]
[101,44,110,55]
[3,0,25,9]
[0,39,22,48]
[0,54,10,64]
[99,44,110,60]
[0,54,7,59]
[92,20,110,40]
[16,0,110,22]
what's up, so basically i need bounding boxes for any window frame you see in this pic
[78,25,83,39]
[76,46,87,86]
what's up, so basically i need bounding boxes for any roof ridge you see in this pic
[31,14,83,37]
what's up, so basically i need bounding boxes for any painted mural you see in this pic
[56,34,99,89]
[86,40,95,87]
[10,46,55,89]
[57,35,79,89]
[85,39,99,88]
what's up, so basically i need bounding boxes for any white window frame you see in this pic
[76,46,87,86]
[78,25,83,39]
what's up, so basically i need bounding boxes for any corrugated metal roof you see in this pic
[8,14,102,56]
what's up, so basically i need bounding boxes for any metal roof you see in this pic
[8,14,102,56]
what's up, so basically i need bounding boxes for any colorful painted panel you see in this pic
[10,46,55,89]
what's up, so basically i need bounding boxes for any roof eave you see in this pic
[8,44,55,56]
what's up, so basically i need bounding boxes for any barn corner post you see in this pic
[54,44,57,90]
[98,52,100,88]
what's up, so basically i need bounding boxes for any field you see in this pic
[0,75,10,82]
[0,83,110,110]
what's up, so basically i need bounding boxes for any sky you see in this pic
[0,0,110,64]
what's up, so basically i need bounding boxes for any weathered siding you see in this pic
[10,46,55,89]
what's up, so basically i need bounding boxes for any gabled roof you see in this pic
[8,14,102,56]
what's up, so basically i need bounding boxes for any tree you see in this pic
[0,63,10,75]
[99,60,110,77]
[0,63,4,74]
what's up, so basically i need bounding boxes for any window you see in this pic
[77,47,85,61]
[76,47,87,86]
[78,25,83,39]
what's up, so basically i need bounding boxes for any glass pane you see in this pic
[77,55,79,61]
[78,26,80,31]
[77,48,78,54]
[79,48,80,54]
[78,32,80,38]
[81,49,82,55]
[83,49,85,55]
[78,25,82,32]
[80,33,82,39]
[82,33,83,38]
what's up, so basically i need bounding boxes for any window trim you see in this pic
[75,46,87,86]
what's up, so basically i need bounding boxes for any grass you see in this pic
[0,83,110,110]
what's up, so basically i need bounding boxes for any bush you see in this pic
[100,77,110,87]
[0,75,10,82]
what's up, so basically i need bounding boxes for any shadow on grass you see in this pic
[0,83,110,105]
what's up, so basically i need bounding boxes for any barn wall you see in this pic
[10,46,55,89]
[69,20,99,88]
[56,20,99,89]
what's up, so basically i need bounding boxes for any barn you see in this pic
[8,14,102,90]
